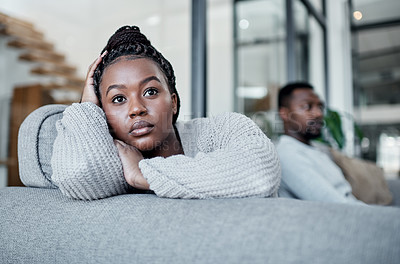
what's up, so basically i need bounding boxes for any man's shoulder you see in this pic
[276,135,322,158]
[276,135,302,150]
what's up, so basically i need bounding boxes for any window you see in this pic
[351,0,400,178]
[233,0,327,139]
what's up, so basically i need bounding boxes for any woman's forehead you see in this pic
[106,57,160,71]
[102,58,165,80]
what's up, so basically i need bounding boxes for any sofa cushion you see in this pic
[330,148,393,205]
[1,187,400,264]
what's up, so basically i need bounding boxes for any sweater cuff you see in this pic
[139,158,203,199]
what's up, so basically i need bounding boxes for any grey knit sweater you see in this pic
[51,102,281,200]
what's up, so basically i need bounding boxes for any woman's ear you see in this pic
[171,93,177,115]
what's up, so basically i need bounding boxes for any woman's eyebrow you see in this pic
[106,84,126,96]
[140,76,161,86]
[105,76,162,96]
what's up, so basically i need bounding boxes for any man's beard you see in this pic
[303,119,323,140]
[304,130,322,140]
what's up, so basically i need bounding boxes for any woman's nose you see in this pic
[129,98,147,118]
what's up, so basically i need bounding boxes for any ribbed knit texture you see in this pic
[51,103,131,200]
[141,112,281,198]
[51,103,281,200]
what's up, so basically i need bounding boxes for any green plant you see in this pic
[317,108,364,150]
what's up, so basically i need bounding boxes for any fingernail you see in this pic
[101,50,108,58]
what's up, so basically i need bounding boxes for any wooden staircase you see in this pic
[0,12,84,92]
[0,12,85,186]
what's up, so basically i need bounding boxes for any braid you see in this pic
[106,25,151,48]
[93,25,180,124]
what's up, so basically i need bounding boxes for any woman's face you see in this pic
[99,57,177,152]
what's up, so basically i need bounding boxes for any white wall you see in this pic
[207,0,234,116]
[0,0,357,187]
[326,0,355,155]
[0,0,192,117]
[0,0,235,116]
[0,0,235,186]
[309,17,326,101]
[0,0,192,188]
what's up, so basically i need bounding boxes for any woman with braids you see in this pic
[51,25,281,200]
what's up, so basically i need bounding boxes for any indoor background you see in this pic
[0,0,399,187]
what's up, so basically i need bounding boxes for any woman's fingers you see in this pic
[114,139,123,145]
[81,51,107,105]
[113,139,149,190]
[86,51,107,80]
[101,50,108,58]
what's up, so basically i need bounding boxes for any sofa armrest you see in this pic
[387,179,400,207]
[18,104,67,188]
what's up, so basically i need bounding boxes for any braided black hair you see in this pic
[93,25,180,123]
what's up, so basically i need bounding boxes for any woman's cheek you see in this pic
[104,112,121,134]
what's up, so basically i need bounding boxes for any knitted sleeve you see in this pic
[51,102,131,200]
[139,112,281,199]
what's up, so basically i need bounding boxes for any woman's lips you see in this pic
[129,120,154,136]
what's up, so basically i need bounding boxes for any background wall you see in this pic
[2,0,398,183]
[327,0,355,155]
[0,0,234,118]
[0,0,234,187]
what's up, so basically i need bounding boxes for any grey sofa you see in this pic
[1,104,400,264]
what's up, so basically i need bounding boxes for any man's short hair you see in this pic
[278,82,314,109]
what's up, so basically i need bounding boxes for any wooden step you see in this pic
[31,62,77,75]
[0,12,35,31]
[0,12,44,41]
[7,37,54,51]
[30,67,84,87]
[15,82,83,92]
[0,23,44,40]
[0,12,50,52]
[43,82,83,92]
[19,50,66,64]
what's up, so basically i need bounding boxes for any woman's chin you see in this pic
[134,141,164,153]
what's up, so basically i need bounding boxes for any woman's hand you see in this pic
[81,51,107,106]
[114,139,150,190]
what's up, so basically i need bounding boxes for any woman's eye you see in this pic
[112,96,126,103]
[144,88,158,97]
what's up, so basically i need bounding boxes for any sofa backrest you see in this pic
[18,104,67,188]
